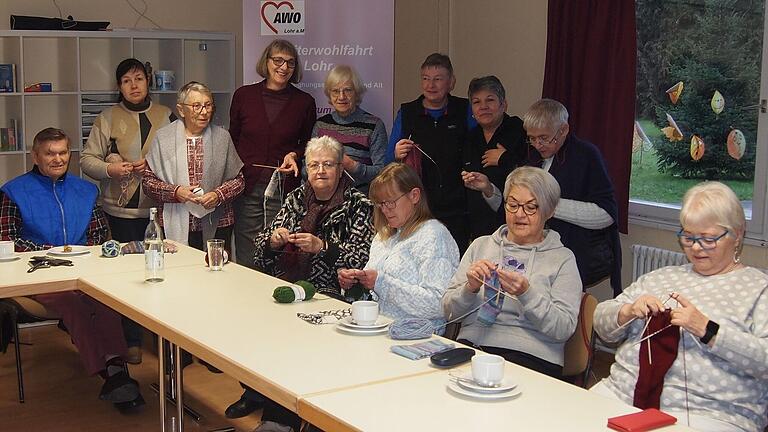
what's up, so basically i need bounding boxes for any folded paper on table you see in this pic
[607,408,677,432]
[391,339,454,360]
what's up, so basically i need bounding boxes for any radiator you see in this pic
[631,244,688,282]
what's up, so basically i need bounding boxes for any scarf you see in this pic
[633,310,680,409]
[278,176,351,282]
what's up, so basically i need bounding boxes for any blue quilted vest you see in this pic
[1,169,98,246]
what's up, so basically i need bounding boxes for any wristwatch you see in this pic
[700,320,720,344]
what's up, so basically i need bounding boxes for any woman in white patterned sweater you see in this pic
[592,182,768,432]
[338,163,459,333]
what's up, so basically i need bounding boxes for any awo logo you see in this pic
[260,1,305,35]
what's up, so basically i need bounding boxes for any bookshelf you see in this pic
[0,29,235,185]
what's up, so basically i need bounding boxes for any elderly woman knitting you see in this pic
[142,81,244,251]
[591,182,768,432]
[253,135,375,297]
[442,166,582,378]
[338,163,459,334]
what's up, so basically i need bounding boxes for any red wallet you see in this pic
[607,408,677,432]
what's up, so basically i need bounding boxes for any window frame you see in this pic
[629,3,768,247]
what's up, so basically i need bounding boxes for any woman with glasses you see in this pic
[592,182,767,432]
[230,136,374,428]
[312,65,388,195]
[461,76,527,238]
[523,98,621,295]
[229,39,316,270]
[143,81,244,251]
[338,163,459,332]
[442,166,582,378]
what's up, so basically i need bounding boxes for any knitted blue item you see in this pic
[101,240,121,258]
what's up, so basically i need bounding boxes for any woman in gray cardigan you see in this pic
[143,81,244,251]
[442,166,582,378]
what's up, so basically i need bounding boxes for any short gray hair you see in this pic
[468,75,505,102]
[680,181,745,237]
[503,166,561,218]
[323,65,365,105]
[523,98,569,131]
[177,81,213,105]
[305,135,344,163]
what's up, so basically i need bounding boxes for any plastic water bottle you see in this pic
[144,207,164,282]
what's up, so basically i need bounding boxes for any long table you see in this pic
[1,245,692,432]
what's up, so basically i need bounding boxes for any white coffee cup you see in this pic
[351,300,379,326]
[471,354,505,387]
[0,240,13,258]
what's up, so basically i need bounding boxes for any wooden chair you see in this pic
[562,293,598,388]
[0,296,60,403]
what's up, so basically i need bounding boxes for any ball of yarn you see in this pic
[101,240,121,258]
[272,280,317,303]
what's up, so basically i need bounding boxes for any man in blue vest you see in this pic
[0,127,143,409]
[387,53,477,253]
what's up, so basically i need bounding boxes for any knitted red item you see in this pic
[633,310,680,409]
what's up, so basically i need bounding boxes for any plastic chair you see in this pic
[0,296,60,403]
[562,293,598,387]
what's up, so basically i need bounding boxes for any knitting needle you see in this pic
[617,292,675,331]
[252,163,280,170]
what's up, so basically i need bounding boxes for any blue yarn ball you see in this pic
[101,240,121,258]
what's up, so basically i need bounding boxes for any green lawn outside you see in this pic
[630,120,753,204]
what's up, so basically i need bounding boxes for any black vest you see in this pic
[400,95,470,217]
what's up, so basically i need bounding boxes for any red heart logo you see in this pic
[260,1,295,35]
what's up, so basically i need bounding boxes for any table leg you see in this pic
[158,336,166,432]
[175,343,184,432]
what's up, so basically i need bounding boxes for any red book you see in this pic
[608,408,677,432]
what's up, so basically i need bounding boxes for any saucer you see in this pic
[47,246,91,256]
[0,254,20,262]
[335,324,389,336]
[446,380,522,400]
[339,315,392,329]
[451,372,517,394]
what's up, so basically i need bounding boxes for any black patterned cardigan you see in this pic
[253,183,374,298]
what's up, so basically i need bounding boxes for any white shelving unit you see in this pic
[0,29,235,185]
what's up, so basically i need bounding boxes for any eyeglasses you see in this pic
[330,87,355,98]
[307,161,340,172]
[180,102,214,114]
[677,229,729,250]
[504,200,539,216]
[526,130,560,147]
[374,192,408,210]
[270,56,297,69]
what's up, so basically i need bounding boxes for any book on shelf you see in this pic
[0,119,19,151]
[0,64,17,93]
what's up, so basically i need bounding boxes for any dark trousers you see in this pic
[187,225,234,253]
[106,214,149,348]
[437,214,470,255]
[458,339,563,379]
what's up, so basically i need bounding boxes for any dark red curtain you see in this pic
[542,0,636,233]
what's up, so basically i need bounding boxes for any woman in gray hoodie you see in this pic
[442,166,582,377]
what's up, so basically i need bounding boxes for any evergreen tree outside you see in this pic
[635,0,764,185]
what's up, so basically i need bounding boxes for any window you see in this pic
[630,0,768,243]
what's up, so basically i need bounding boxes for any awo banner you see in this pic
[243,0,395,129]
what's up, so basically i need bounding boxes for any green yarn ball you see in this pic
[294,280,316,300]
[272,280,316,303]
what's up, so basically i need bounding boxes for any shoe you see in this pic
[114,393,146,412]
[99,371,140,403]
[225,396,263,419]
[126,346,142,365]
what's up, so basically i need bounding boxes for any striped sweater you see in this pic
[312,108,388,195]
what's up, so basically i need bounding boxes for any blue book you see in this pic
[0,64,16,93]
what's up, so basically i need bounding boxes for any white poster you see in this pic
[243,0,395,129]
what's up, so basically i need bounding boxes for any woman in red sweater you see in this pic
[229,39,316,270]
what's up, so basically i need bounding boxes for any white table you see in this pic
[2,244,696,432]
[298,363,694,432]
